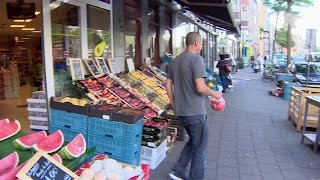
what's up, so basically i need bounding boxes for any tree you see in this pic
[264,0,313,66]
[276,28,295,48]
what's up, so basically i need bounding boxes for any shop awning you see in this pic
[174,0,240,34]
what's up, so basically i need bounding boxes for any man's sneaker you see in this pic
[169,171,184,180]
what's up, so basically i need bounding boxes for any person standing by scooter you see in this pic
[216,54,231,93]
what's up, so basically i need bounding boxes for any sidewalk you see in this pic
[151,68,320,180]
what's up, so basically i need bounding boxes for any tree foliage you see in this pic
[276,28,295,48]
[263,0,313,65]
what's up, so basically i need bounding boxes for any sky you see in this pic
[293,0,320,40]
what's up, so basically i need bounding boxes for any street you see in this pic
[152,67,320,180]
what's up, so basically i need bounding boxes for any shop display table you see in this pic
[301,96,320,153]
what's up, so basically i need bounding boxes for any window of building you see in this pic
[87,5,111,58]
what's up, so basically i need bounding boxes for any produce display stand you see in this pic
[301,96,320,153]
[75,154,150,180]
[0,130,96,172]
[288,87,320,131]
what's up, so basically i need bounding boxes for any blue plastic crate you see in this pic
[49,125,87,143]
[276,74,293,82]
[88,135,141,163]
[50,109,88,131]
[282,83,302,101]
[88,117,143,142]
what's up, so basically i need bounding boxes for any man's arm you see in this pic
[165,79,175,110]
[195,78,222,99]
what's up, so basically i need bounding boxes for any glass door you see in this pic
[43,0,112,98]
[43,0,83,97]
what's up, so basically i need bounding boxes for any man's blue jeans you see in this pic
[173,115,208,180]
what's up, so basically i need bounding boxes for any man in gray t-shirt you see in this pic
[166,32,222,180]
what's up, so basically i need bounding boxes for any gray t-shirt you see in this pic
[167,51,207,116]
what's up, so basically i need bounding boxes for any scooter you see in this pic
[252,61,261,73]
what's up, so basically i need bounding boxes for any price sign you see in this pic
[126,58,135,72]
[69,58,84,80]
[95,57,110,74]
[17,151,78,180]
[83,58,102,76]
[106,58,120,74]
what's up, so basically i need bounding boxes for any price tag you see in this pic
[17,151,78,180]
[84,58,102,77]
[95,57,110,74]
[69,58,84,80]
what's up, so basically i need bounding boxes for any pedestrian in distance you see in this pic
[216,54,232,93]
[166,32,222,180]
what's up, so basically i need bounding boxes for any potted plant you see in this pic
[238,58,244,69]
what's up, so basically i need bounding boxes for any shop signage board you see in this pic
[95,57,110,74]
[144,57,151,66]
[106,58,120,74]
[83,58,102,77]
[126,58,135,72]
[69,58,85,80]
[17,151,78,180]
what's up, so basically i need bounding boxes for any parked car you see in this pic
[292,56,306,63]
[273,53,287,68]
[289,62,320,86]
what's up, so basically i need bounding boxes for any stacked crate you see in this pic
[3,71,13,99]
[140,138,167,169]
[140,118,168,169]
[170,119,185,141]
[50,98,89,142]
[10,63,20,98]
[288,87,320,131]
[49,100,144,165]
[27,91,48,131]
[87,105,144,165]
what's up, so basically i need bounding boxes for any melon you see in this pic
[0,152,19,176]
[0,119,9,126]
[58,134,86,159]
[52,153,62,164]
[0,161,27,180]
[13,131,47,150]
[0,120,21,141]
[32,130,64,153]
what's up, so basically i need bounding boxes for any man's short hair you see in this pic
[186,32,202,46]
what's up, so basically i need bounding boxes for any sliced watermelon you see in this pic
[58,134,86,160]
[0,152,19,176]
[13,131,47,150]
[32,130,64,154]
[0,161,27,180]
[52,153,62,164]
[0,119,9,126]
[0,120,21,141]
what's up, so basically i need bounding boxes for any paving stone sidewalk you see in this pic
[151,67,320,180]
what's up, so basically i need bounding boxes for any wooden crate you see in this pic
[288,87,320,131]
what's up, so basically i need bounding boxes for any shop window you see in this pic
[163,29,172,54]
[125,35,135,59]
[148,3,160,66]
[87,5,111,58]
[51,2,81,97]
[124,0,140,67]
[51,3,81,67]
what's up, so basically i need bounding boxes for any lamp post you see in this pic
[305,44,312,87]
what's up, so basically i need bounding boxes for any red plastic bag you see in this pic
[225,64,232,73]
